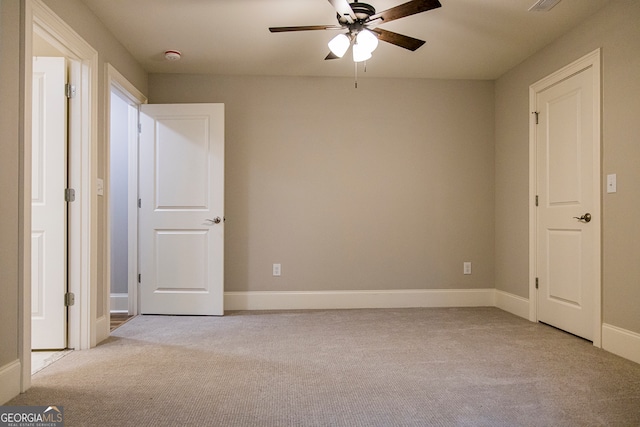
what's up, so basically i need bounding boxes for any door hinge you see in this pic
[65,188,76,202]
[138,274,141,283]
[533,111,539,124]
[138,123,142,134]
[65,83,77,99]
[65,292,75,307]
[138,198,142,208]
[535,277,539,289]
[535,195,539,206]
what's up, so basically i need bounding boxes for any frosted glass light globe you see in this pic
[328,33,350,58]
[352,42,372,62]
[356,29,378,53]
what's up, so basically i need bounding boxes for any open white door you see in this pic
[139,104,224,315]
[31,56,67,349]
[533,53,600,341]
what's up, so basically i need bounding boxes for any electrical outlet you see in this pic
[273,263,281,277]
[607,174,617,193]
[463,262,472,275]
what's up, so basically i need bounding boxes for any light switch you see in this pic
[607,174,617,193]
[463,262,472,275]
[97,178,104,196]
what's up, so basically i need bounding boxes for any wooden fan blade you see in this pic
[269,25,342,33]
[325,51,340,60]
[328,0,356,23]
[370,0,441,24]
[372,28,426,51]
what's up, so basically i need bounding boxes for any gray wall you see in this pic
[495,0,640,333]
[149,75,496,293]
[0,0,21,373]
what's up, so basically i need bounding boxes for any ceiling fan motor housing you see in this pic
[338,2,376,24]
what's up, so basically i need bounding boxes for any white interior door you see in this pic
[535,63,599,341]
[31,56,67,349]
[139,104,224,315]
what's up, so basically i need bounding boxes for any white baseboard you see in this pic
[495,290,529,319]
[224,288,495,311]
[0,359,21,405]
[602,323,640,365]
[110,293,128,313]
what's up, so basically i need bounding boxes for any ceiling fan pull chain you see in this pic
[354,61,358,89]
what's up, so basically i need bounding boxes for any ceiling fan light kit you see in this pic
[327,29,378,60]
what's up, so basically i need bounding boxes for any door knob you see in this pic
[205,217,222,224]
[573,213,591,223]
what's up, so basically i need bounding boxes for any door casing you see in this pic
[528,48,602,347]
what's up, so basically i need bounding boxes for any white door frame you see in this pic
[21,0,98,391]
[105,64,147,317]
[528,49,602,347]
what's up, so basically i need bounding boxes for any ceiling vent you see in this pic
[528,0,562,12]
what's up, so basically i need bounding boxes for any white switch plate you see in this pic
[463,262,472,275]
[273,263,281,277]
[97,178,104,196]
[607,174,617,193]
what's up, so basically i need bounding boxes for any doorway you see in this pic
[22,0,100,391]
[529,49,602,346]
[106,64,147,318]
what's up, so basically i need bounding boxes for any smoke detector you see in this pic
[528,0,562,12]
[164,50,182,61]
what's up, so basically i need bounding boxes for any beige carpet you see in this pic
[7,307,640,426]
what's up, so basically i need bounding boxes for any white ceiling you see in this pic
[79,0,609,80]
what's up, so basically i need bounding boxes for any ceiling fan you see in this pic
[269,0,442,62]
